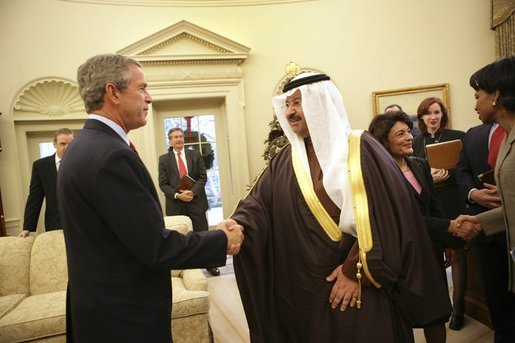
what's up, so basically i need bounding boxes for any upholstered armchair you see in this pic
[165,215,212,343]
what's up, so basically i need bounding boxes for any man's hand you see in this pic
[326,264,359,311]
[177,190,194,202]
[18,230,30,238]
[455,215,482,240]
[217,219,244,255]
[431,168,449,183]
[470,184,501,209]
[444,249,456,268]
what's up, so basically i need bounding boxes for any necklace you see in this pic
[399,159,408,172]
[430,131,443,143]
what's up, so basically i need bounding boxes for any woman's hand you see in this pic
[431,168,449,183]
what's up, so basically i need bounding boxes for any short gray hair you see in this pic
[76,54,141,113]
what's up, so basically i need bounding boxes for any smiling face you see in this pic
[118,64,152,131]
[385,121,413,158]
[169,129,185,152]
[421,102,443,134]
[285,89,309,138]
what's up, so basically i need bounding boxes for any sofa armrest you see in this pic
[180,269,208,292]
[164,215,193,235]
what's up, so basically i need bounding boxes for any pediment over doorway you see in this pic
[117,20,250,65]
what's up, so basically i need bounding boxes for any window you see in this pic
[163,115,223,225]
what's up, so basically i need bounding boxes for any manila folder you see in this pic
[426,139,462,170]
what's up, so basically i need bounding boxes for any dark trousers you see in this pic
[477,233,515,343]
[166,200,209,233]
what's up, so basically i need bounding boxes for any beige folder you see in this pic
[426,139,462,170]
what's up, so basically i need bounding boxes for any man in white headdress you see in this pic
[230,69,451,343]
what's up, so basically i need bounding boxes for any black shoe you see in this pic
[449,315,464,330]
[207,267,220,276]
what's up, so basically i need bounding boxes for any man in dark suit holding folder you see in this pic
[158,127,219,276]
[456,122,515,340]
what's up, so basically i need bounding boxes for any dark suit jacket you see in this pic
[412,128,466,219]
[23,154,60,231]
[455,124,492,215]
[58,119,227,342]
[158,148,209,215]
[406,157,458,267]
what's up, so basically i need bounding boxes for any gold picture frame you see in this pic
[372,83,450,117]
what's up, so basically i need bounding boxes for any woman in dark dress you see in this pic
[369,111,462,343]
[412,97,467,330]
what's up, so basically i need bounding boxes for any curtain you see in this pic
[492,0,515,57]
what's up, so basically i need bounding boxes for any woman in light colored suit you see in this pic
[459,55,515,342]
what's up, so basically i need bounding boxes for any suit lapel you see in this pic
[185,149,194,173]
[169,151,180,177]
[496,127,515,174]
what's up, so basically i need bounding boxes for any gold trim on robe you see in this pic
[348,130,381,289]
[292,149,342,242]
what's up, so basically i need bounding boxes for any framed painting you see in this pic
[372,83,450,117]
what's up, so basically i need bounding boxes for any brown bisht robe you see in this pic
[232,131,451,343]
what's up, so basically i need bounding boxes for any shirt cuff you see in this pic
[467,188,478,203]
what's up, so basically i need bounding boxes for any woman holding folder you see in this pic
[412,97,466,330]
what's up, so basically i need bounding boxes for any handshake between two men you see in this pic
[217,219,245,255]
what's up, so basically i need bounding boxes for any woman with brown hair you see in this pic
[369,111,462,343]
[412,97,467,330]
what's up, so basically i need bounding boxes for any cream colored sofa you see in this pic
[0,216,212,343]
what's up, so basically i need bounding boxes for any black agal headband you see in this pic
[282,73,330,93]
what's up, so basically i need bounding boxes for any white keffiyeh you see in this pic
[272,72,356,236]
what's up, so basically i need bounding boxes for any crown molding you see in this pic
[118,20,250,67]
[62,0,314,7]
[12,77,84,119]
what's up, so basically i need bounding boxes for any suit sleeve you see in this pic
[191,152,207,196]
[477,207,506,236]
[99,150,226,269]
[158,155,175,199]
[455,131,478,204]
[23,160,45,231]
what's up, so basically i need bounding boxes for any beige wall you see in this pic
[0,0,495,232]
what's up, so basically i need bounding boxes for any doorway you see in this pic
[154,98,229,228]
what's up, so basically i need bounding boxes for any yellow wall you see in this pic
[0,0,495,231]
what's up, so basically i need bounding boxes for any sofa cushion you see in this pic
[0,236,34,296]
[172,286,209,319]
[0,291,66,343]
[30,231,68,295]
[164,215,192,234]
[0,294,26,319]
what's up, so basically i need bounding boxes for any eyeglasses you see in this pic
[283,99,302,111]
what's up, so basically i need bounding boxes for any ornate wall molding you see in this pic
[12,77,84,120]
[118,20,250,68]
[62,0,315,7]
[117,20,251,213]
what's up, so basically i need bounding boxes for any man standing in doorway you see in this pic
[158,127,219,276]
[19,128,74,237]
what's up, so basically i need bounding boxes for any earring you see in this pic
[492,101,497,106]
